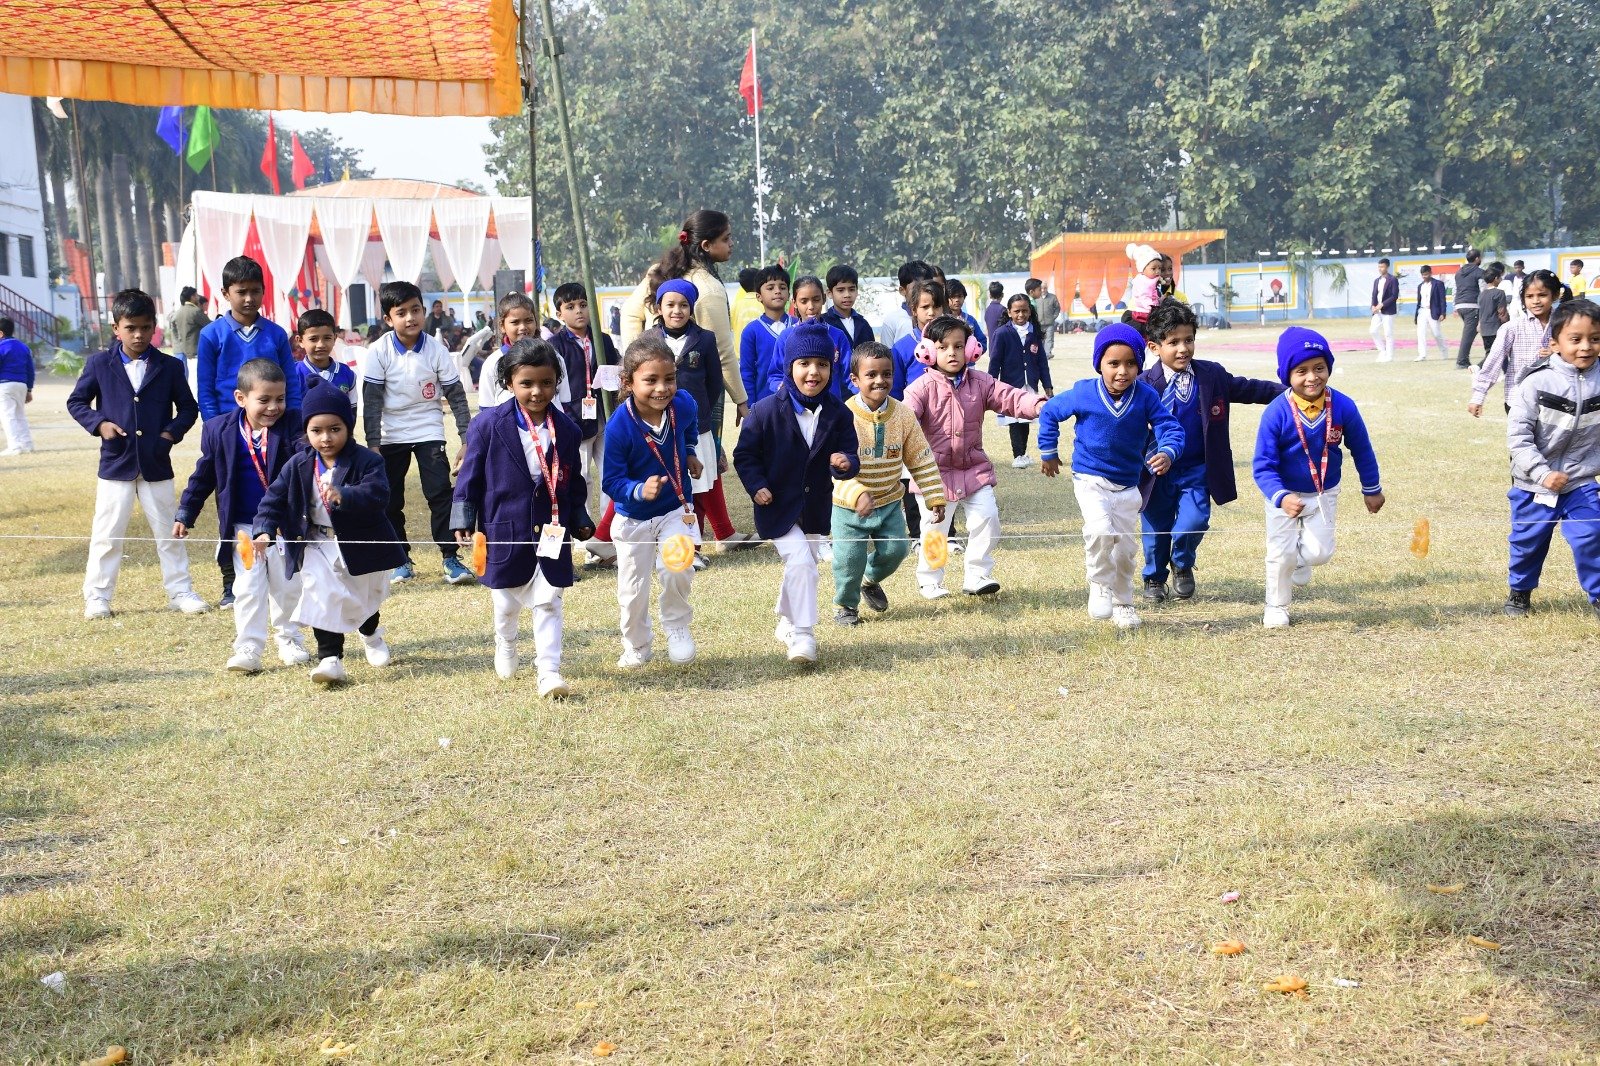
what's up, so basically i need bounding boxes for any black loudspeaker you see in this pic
[348,284,370,327]
[493,269,526,314]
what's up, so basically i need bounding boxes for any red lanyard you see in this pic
[575,331,594,395]
[240,419,270,488]
[1290,392,1331,494]
[628,399,689,509]
[312,454,336,509]
[514,402,562,524]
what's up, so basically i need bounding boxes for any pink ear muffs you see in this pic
[914,335,985,366]
[966,334,983,365]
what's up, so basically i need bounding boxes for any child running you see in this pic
[830,341,946,625]
[174,358,309,672]
[1252,327,1384,629]
[905,314,1044,599]
[1502,298,1600,618]
[650,278,731,565]
[732,320,861,663]
[1470,269,1560,417]
[602,335,704,668]
[293,309,356,398]
[1138,301,1283,602]
[253,387,406,684]
[452,339,594,695]
[774,275,853,399]
[1038,323,1184,630]
[986,292,1054,468]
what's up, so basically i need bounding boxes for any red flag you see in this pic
[739,40,762,116]
[260,114,281,195]
[290,132,316,190]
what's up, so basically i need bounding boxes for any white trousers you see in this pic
[578,425,609,513]
[1264,487,1340,608]
[1416,315,1449,361]
[492,572,563,678]
[0,381,32,452]
[772,524,821,634]
[1072,475,1140,607]
[84,477,195,604]
[232,532,303,655]
[916,485,999,592]
[613,510,699,654]
[1369,313,1394,361]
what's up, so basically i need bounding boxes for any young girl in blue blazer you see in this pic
[987,293,1054,467]
[733,320,861,665]
[452,339,594,697]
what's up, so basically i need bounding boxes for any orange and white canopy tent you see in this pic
[0,0,522,116]
[1031,230,1226,311]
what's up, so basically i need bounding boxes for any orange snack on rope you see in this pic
[236,529,256,570]
[1262,974,1308,995]
[592,1042,619,1057]
[661,533,696,573]
[1410,517,1431,559]
[471,531,488,576]
[1211,939,1247,956]
[82,1048,126,1066]
[922,529,949,571]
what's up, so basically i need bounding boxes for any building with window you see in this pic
[0,92,53,341]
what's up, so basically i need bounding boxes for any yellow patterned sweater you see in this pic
[834,394,948,509]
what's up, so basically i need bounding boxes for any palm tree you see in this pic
[1283,241,1347,320]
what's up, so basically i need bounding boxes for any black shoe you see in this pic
[833,606,861,627]
[860,581,889,613]
[965,580,1001,596]
[218,590,236,609]
[1142,578,1169,603]
[1504,589,1532,616]
[1172,567,1196,599]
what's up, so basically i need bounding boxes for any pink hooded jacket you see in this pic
[903,368,1046,501]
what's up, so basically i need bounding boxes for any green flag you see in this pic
[186,106,217,174]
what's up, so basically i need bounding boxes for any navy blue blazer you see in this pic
[253,441,407,578]
[548,326,616,440]
[1415,279,1447,322]
[987,324,1053,392]
[1138,359,1284,506]
[449,401,592,590]
[175,410,305,564]
[67,344,199,482]
[1371,275,1399,314]
[821,308,876,347]
[651,323,724,436]
[732,386,861,539]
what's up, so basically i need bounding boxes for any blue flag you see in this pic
[533,237,546,295]
[156,106,186,156]
[321,153,335,184]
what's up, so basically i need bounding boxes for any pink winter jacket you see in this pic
[903,368,1046,501]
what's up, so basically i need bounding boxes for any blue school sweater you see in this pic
[889,331,929,398]
[0,337,34,388]
[601,392,701,521]
[769,321,854,400]
[1252,390,1382,507]
[196,313,302,419]
[294,357,356,397]
[739,314,796,405]
[1037,378,1184,486]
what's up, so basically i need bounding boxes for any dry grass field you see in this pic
[2,318,1598,1063]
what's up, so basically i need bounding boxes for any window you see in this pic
[18,236,35,278]
[0,233,9,276]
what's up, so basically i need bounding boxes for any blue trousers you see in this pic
[1141,462,1211,582]
[1508,483,1600,601]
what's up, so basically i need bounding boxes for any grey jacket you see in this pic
[169,303,208,357]
[1508,357,1600,495]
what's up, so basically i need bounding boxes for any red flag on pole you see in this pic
[739,40,762,115]
[260,114,282,195]
[290,133,316,190]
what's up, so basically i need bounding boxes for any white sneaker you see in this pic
[538,673,570,699]
[361,630,392,667]
[0,447,22,457]
[691,552,709,571]
[774,617,793,644]
[84,598,112,620]
[919,584,951,601]
[616,646,653,670]
[1263,606,1291,629]
[310,656,346,684]
[785,630,818,664]
[818,542,834,562]
[1087,582,1113,620]
[226,649,263,674]
[169,592,210,615]
[1011,455,1034,468]
[494,638,518,679]
[1291,561,1313,587]
[276,637,311,666]
[666,628,697,664]
[1111,604,1142,630]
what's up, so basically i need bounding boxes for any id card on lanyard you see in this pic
[515,403,567,557]
[571,330,598,421]
[1291,393,1331,497]
[629,399,694,525]
[240,418,270,489]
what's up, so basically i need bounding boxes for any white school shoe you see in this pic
[538,673,571,699]
[226,649,263,674]
[1263,606,1292,629]
[1011,455,1034,469]
[169,592,210,615]
[919,584,951,601]
[310,656,347,685]
[276,636,312,666]
[616,647,653,670]
[773,617,793,645]
[84,598,112,620]
[1291,559,1313,587]
[1111,604,1142,630]
[1087,582,1114,620]
[665,628,697,665]
[818,542,834,562]
[0,447,23,457]
[361,629,393,668]
[494,638,519,680]
[785,630,818,665]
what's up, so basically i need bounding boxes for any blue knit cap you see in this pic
[301,378,355,428]
[1276,326,1335,385]
[785,319,836,373]
[656,278,699,310]
[1092,323,1146,371]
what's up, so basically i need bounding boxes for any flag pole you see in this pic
[751,27,766,263]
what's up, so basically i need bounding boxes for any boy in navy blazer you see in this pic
[732,320,861,665]
[1137,301,1283,601]
[174,358,309,673]
[67,288,207,619]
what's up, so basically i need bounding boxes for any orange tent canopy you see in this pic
[0,0,521,116]
[1030,230,1226,309]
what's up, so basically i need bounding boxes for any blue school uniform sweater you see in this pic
[770,321,854,400]
[739,314,796,405]
[0,337,34,388]
[1252,390,1382,507]
[601,392,701,521]
[889,332,929,398]
[175,409,305,564]
[66,343,199,482]
[196,313,302,420]
[1037,379,1184,486]
[294,357,356,397]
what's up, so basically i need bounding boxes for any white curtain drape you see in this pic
[475,237,502,293]
[430,238,455,292]
[191,191,254,314]
[491,197,532,278]
[432,198,493,302]
[373,198,433,284]
[311,198,373,329]
[360,241,388,295]
[251,196,315,326]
